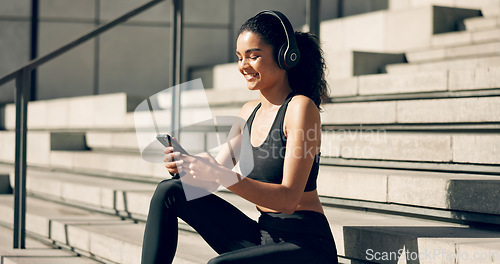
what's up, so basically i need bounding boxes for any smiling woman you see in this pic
[141,10,338,264]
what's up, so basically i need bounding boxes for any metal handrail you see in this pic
[0,0,166,249]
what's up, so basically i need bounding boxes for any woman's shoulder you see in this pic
[284,95,320,129]
[288,94,319,113]
[238,100,260,120]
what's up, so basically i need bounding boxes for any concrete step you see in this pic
[2,96,500,178]
[3,94,242,131]
[0,131,51,166]
[49,150,168,180]
[0,128,219,179]
[153,85,258,108]
[318,165,500,216]
[321,6,481,53]
[0,195,217,264]
[86,129,500,168]
[0,225,101,264]
[136,67,500,119]
[21,168,156,215]
[464,16,500,31]
[86,131,140,152]
[3,157,498,258]
[188,87,259,106]
[326,65,500,97]
[321,131,500,165]
[4,93,141,131]
[5,115,500,169]
[481,2,500,17]
[388,0,498,13]
[2,69,498,135]
[14,129,500,180]
[190,62,246,90]
[321,95,500,125]
[179,192,500,264]
[4,163,259,224]
[3,126,500,182]
[355,71,448,96]
[3,166,270,220]
[323,50,407,81]
[14,158,500,219]
[86,129,229,156]
[386,55,500,74]
[129,105,241,133]
[430,28,500,48]
[2,191,499,264]
[0,131,88,166]
[406,41,500,63]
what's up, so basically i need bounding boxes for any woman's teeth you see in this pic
[245,73,258,80]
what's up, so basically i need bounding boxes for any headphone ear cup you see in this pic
[278,43,288,70]
[286,48,300,69]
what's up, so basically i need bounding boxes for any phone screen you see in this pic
[156,134,190,155]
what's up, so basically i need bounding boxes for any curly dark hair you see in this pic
[239,12,330,108]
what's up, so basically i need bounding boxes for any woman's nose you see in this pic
[239,58,250,71]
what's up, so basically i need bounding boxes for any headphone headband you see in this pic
[255,10,300,70]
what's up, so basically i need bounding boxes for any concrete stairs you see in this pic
[0,223,101,264]
[0,89,499,263]
[387,15,500,74]
[0,167,499,263]
[1,3,500,264]
[0,193,217,264]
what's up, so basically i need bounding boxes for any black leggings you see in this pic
[141,179,338,264]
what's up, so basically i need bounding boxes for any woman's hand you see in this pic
[179,152,241,187]
[163,147,182,175]
[163,148,221,192]
[181,152,223,181]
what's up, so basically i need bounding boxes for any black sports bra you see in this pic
[239,92,319,192]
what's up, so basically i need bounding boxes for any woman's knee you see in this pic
[207,255,231,264]
[150,179,185,208]
[156,178,183,193]
[208,251,249,264]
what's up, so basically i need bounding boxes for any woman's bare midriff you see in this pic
[256,189,325,214]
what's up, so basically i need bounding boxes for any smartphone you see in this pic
[156,134,190,155]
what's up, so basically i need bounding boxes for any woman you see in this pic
[141,10,338,264]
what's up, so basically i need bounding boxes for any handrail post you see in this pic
[30,0,39,101]
[170,0,183,139]
[307,0,320,38]
[13,69,30,249]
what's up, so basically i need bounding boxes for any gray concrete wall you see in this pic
[0,0,388,103]
[0,0,31,103]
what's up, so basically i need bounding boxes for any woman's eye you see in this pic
[236,56,258,62]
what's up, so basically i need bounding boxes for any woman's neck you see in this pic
[258,79,293,110]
